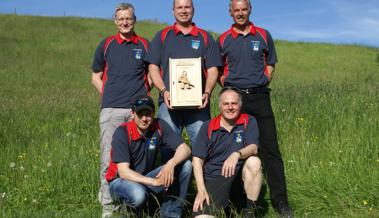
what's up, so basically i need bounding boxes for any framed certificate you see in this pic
[169,57,202,108]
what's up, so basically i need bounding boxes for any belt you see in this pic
[238,86,270,94]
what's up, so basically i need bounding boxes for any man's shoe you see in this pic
[275,202,294,218]
[241,208,258,218]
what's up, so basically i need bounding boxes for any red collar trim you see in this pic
[210,113,249,131]
[116,32,139,44]
[173,23,199,36]
[127,119,159,141]
[230,22,256,39]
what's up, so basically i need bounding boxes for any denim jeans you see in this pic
[157,103,210,147]
[109,160,192,218]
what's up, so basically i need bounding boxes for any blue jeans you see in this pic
[157,103,210,146]
[109,160,192,218]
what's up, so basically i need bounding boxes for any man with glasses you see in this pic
[217,0,293,217]
[192,87,262,217]
[106,96,192,217]
[90,3,150,217]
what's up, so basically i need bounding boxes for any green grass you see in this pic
[0,14,378,217]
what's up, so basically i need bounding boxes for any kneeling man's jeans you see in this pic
[109,160,192,218]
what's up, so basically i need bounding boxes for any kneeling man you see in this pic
[106,95,192,217]
[192,87,262,217]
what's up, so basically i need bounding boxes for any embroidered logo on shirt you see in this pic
[234,131,244,143]
[133,49,143,59]
[191,40,201,50]
[148,137,157,150]
[251,41,260,51]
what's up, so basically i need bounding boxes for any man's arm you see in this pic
[156,143,191,187]
[91,71,103,94]
[221,143,258,178]
[148,64,171,108]
[199,66,219,109]
[117,162,163,187]
[192,156,210,212]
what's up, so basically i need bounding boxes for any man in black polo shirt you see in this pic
[192,87,262,217]
[145,0,222,151]
[217,0,293,217]
[106,96,192,217]
[90,3,150,217]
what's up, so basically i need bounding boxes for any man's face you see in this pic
[133,110,154,132]
[114,9,135,35]
[230,0,251,26]
[173,0,194,25]
[220,91,241,121]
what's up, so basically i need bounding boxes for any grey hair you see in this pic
[229,0,252,12]
[218,87,243,110]
[114,2,136,20]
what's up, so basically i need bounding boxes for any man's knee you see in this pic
[243,156,262,178]
[180,159,192,176]
[127,189,148,208]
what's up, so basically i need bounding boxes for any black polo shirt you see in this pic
[217,22,277,88]
[105,119,184,181]
[145,23,222,96]
[92,32,150,109]
[192,113,259,180]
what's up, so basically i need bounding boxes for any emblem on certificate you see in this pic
[169,57,202,108]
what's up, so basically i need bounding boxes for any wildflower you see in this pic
[20,166,25,171]
[363,200,368,206]
[297,117,304,122]
[47,162,52,168]
[24,175,28,179]
[32,199,38,203]
[1,192,5,198]
[9,162,16,168]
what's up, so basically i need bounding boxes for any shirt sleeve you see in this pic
[192,121,210,159]
[159,119,185,150]
[91,38,107,72]
[111,126,131,163]
[204,32,223,69]
[265,30,278,65]
[245,115,259,147]
[144,31,162,66]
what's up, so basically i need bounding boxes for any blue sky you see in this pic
[1,0,378,47]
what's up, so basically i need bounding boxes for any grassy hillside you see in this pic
[0,14,378,217]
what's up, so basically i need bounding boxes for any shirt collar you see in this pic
[116,32,139,45]
[128,119,159,141]
[173,23,199,36]
[230,22,256,39]
[210,113,249,131]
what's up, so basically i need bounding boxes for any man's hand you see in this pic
[156,160,175,187]
[198,93,210,109]
[163,90,172,109]
[221,151,240,178]
[193,188,210,212]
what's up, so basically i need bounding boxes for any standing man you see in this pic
[192,87,262,217]
[106,96,192,217]
[91,3,150,218]
[217,0,293,217]
[145,0,222,149]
